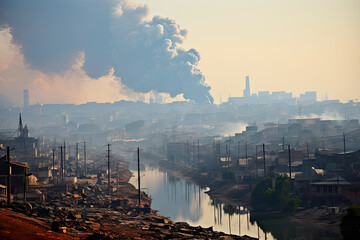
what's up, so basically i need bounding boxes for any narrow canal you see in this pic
[130,164,341,240]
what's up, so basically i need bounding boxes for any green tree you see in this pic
[221,168,235,181]
[341,204,360,240]
[251,175,301,213]
[251,177,272,210]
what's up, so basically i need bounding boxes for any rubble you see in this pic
[0,165,255,240]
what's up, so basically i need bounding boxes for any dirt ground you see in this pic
[0,208,78,240]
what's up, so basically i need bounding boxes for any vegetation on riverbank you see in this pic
[251,175,301,214]
[340,204,360,239]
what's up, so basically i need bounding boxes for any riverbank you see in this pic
[0,166,255,240]
[156,159,343,238]
[158,160,252,206]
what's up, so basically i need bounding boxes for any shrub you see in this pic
[251,175,301,214]
[341,204,360,240]
[251,177,272,210]
[221,168,235,181]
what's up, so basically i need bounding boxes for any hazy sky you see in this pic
[138,0,360,102]
[0,0,359,105]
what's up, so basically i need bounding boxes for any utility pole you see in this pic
[226,144,229,182]
[107,143,111,195]
[343,132,346,163]
[307,143,311,184]
[63,142,66,178]
[186,140,189,167]
[219,140,221,164]
[84,142,87,176]
[228,135,231,163]
[137,147,141,207]
[2,147,15,205]
[197,139,200,169]
[59,146,63,181]
[245,142,248,174]
[23,167,27,203]
[288,144,292,190]
[237,141,240,168]
[262,144,266,177]
[213,140,215,167]
[52,149,55,183]
[116,162,119,192]
[255,145,258,179]
[282,137,285,151]
[75,143,79,177]
[7,147,11,205]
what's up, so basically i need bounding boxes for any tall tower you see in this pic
[23,89,29,108]
[18,113,23,136]
[243,76,250,97]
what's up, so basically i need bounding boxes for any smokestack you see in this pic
[23,89,29,108]
[243,76,250,97]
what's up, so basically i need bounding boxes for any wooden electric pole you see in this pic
[255,145,258,179]
[197,139,200,168]
[63,142,66,178]
[75,143,79,177]
[84,142,87,176]
[52,148,55,183]
[1,147,15,205]
[59,146,63,181]
[7,147,11,204]
[107,143,111,195]
[343,132,346,163]
[137,147,141,207]
[262,144,266,177]
[288,144,292,190]
[307,143,311,184]
[245,142,248,170]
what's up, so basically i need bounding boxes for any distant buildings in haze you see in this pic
[228,76,318,105]
[23,89,29,108]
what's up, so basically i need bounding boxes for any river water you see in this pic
[130,164,341,240]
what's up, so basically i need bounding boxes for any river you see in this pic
[130,164,341,240]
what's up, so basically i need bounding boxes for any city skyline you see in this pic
[0,0,359,106]
[138,0,360,103]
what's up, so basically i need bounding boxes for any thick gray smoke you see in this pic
[0,0,213,104]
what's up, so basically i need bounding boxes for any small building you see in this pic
[0,184,6,198]
[0,156,31,195]
[310,176,360,204]
[277,149,303,165]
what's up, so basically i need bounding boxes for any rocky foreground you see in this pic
[0,170,256,240]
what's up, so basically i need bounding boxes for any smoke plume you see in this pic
[0,0,213,104]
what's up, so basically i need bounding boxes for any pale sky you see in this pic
[138,0,360,103]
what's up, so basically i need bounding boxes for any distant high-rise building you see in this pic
[23,89,29,108]
[300,91,317,104]
[243,76,250,97]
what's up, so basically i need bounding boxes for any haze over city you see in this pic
[1,0,359,105]
[0,1,360,240]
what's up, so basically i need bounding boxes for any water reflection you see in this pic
[130,165,274,239]
[130,165,341,240]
